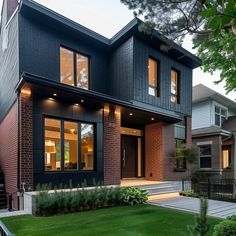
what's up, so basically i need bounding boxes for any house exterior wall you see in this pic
[0,2,19,122]
[192,101,211,129]
[0,101,18,210]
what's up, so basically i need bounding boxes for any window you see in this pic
[44,118,61,171]
[199,145,211,168]
[44,117,95,171]
[215,106,227,126]
[175,139,186,170]
[60,47,89,89]
[171,69,180,103]
[148,58,160,96]
[222,147,231,169]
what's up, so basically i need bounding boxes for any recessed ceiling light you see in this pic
[81,99,84,103]
[129,113,133,116]
[74,103,79,106]
[53,93,57,97]
[151,117,155,121]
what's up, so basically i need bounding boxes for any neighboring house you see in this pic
[192,84,236,177]
[0,0,201,209]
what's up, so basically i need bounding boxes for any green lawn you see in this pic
[2,205,220,236]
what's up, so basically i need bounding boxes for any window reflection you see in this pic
[64,121,78,170]
[171,69,179,103]
[60,47,74,86]
[81,123,94,170]
[77,54,89,89]
[44,118,61,171]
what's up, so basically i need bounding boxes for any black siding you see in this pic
[18,15,109,94]
[33,96,104,188]
[133,37,192,116]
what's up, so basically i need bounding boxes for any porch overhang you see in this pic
[16,72,182,124]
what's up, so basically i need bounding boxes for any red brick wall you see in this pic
[145,123,164,181]
[0,101,18,209]
[19,93,33,190]
[103,109,121,185]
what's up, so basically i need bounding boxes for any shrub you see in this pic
[191,171,207,184]
[226,215,236,221]
[119,187,148,205]
[179,191,199,198]
[35,185,147,216]
[213,220,236,236]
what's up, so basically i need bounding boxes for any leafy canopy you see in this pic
[121,0,236,93]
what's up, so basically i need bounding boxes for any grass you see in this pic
[1,205,221,236]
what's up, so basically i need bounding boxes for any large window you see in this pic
[148,58,160,96]
[171,69,180,103]
[60,47,89,89]
[222,147,231,169]
[215,106,227,126]
[199,145,212,169]
[44,117,95,171]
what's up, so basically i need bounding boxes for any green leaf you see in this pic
[208,16,222,30]
[201,5,217,18]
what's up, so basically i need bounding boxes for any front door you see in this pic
[121,135,137,178]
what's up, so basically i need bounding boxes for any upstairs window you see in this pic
[60,47,89,89]
[199,145,212,169]
[171,69,180,103]
[215,106,227,126]
[148,58,160,96]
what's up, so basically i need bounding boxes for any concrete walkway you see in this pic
[0,209,27,218]
[149,193,236,219]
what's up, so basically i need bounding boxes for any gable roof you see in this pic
[193,84,236,110]
[18,0,201,69]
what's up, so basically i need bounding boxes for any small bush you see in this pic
[179,191,199,198]
[213,220,236,236]
[120,187,148,205]
[191,171,207,184]
[226,215,236,221]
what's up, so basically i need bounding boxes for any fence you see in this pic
[182,178,236,202]
[0,221,14,236]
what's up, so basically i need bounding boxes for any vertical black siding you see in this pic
[109,36,134,101]
[133,37,192,116]
[0,5,19,121]
[18,15,109,94]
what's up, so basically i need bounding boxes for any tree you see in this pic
[121,0,236,93]
[175,145,198,176]
[188,198,209,236]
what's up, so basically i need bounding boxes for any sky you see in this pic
[0,0,235,101]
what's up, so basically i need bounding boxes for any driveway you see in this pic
[149,193,236,219]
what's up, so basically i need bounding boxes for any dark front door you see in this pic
[121,135,137,178]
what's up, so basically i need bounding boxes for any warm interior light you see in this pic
[115,109,121,115]
[104,108,110,113]
[48,98,55,101]
[74,103,79,106]
[21,89,31,95]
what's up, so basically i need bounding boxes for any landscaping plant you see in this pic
[188,198,209,236]
[213,220,236,236]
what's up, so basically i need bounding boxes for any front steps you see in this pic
[136,181,182,196]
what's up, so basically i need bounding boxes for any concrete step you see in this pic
[136,181,182,196]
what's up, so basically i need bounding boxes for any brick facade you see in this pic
[145,118,192,181]
[0,101,18,210]
[103,109,121,185]
[19,93,33,190]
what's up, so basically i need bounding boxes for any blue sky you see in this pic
[0,0,235,100]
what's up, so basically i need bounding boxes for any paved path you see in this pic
[149,193,236,219]
[0,209,27,218]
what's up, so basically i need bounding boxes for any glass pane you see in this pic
[76,53,89,89]
[221,109,226,116]
[60,47,74,86]
[81,123,94,170]
[222,150,230,168]
[200,145,211,156]
[64,121,78,170]
[148,86,156,96]
[215,114,220,126]
[45,118,61,171]
[221,116,226,126]
[148,58,157,87]
[120,127,143,136]
[171,95,177,103]
[171,70,177,95]
[215,106,220,114]
[200,156,211,168]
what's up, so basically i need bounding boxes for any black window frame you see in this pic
[215,105,227,127]
[170,68,180,104]
[60,46,91,90]
[43,115,96,172]
[199,145,212,169]
[148,57,160,97]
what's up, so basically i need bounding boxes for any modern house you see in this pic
[192,84,236,177]
[0,0,201,209]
